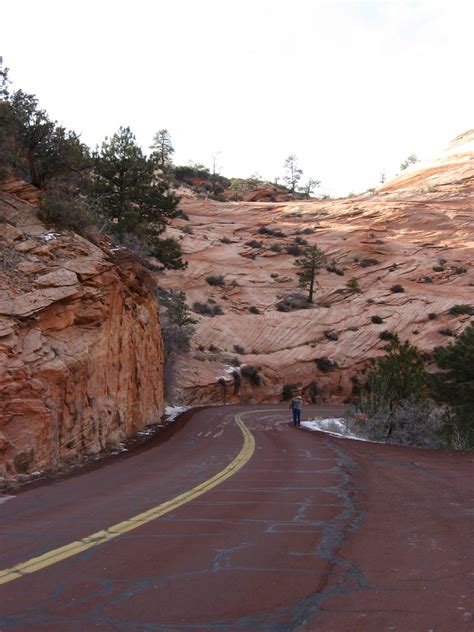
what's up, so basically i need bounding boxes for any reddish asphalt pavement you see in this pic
[0,405,473,631]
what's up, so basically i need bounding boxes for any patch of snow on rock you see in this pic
[301,418,369,442]
[165,406,191,423]
[40,232,61,242]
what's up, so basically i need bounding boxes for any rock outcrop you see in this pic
[0,189,164,480]
[159,131,474,405]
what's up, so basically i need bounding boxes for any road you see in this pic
[0,405,473,631]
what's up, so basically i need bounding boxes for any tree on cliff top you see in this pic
[150,129,174,169]
[294,244,326,303]
[400,154,419,171]
[0,86,88,189]
[91,126,185,269]
[283,154,303,193]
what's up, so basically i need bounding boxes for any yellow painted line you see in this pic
[0,412,255,585]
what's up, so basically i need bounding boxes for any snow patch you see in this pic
[40,232,61,242]
[165,406,191,423]
[0,495,15,505]
[301,418,370,442]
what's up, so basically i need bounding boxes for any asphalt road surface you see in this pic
[0,405,473,631]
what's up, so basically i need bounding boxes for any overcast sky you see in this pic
[2,0,473,196]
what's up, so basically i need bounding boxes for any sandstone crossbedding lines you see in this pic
[159,130,473,405]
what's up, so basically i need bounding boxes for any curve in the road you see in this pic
[0,412,257,586]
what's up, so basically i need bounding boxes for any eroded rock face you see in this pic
[160,130,474,405]
[0,192,164,479]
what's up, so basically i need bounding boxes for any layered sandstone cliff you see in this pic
[160,131,474,405]
[0,188,164,480]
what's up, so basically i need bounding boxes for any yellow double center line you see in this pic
[0,413,255,585]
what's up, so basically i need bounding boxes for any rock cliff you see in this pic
[160,131,474,405]
[0,188,164,480]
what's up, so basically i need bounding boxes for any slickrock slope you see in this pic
[160,131,474,405]
[0,189,164,480]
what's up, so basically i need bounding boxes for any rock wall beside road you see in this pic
[0,189,164,480]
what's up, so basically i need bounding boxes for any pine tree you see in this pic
[283,154,303,193]
[294,245,326,303]
[150,129,174,169]
[432,323,474,446]
[369,336,428,408]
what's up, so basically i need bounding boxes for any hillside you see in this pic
[159,130,474,404]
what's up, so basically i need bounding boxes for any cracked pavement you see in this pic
[0,405,473,631]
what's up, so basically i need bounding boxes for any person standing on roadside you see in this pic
[290,394,303,427]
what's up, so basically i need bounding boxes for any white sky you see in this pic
[2,0,473,196]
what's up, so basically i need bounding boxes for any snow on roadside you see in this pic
[0,495,15,504]
[301,418,369,442]
[165,406,191,423]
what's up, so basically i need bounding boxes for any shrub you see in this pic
[257,225,273,235]
[371,315,384,324]
[315,357,335,372]
[193,301,224,316]
[270,243,282,253]
[220,236,232,244]
[346,277,361,293]
[428,312,437,320]
[295,236,309,246]
[39,191,97,236]
[209,344,220,353]
[452,265,467,275]
[422,276,433,283]
[439,328,455,337]
[379,330,396,341]
[273,229,287,238]
[302,227,315,235]
[359,258,379,268]
[326,261,344,276]
[308,381,318,403]
[286,244,303,256]
[248,306,260,314]
[351,399,443,448]
[282,384,295,400]
[449,304,474,316]
[276,293,309,312]
[390,284,405,293]
[246,240,263,249]
[206,274,225,286]
[324,330,339,341]
[241,365,261,386]
[182,225,193,234]
[432,265,445,272]
[232,369,242,394]
[233,344,245,354]
[270,273,279,279]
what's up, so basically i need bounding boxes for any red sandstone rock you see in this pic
[160,130,474,405]
[0,191,164,479]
